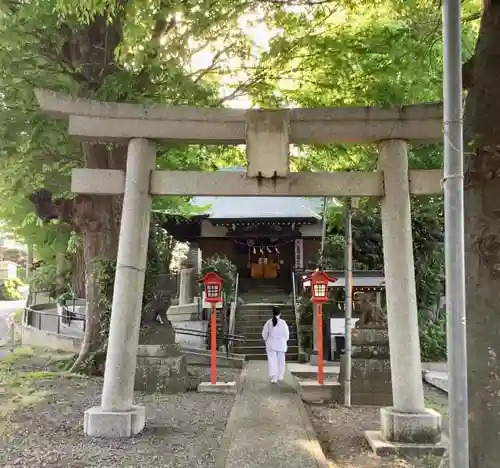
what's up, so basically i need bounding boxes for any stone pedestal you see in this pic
[134,318,191,394]
[84,406,146,438]
[135,344,190,394]
[339,327,392,406]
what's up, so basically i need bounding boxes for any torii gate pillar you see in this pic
[84,138,155,437]
[366,139,443,450]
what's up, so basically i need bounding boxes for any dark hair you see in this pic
[272,307,280,327]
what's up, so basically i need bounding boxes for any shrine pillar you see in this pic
[374,140,442,446]
[84,138,156,437]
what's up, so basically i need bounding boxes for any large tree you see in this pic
[463,1,500,466]
[0,0,259,369]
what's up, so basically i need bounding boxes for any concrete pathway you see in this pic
[423,370,448,393]
[218,360,328,468]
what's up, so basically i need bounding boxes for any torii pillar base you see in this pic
[84,406,146,438]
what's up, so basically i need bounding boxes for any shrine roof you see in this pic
[190,167,324,221]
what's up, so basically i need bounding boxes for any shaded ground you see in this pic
[306,384,449,468]
[0,345,241,468]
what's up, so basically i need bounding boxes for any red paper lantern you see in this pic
[303,268,337,304]
[199,271,223,304]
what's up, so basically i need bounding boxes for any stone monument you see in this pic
[339,291,393,406]
[135,294,193,393]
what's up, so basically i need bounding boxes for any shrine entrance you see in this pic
[34,88,445,452]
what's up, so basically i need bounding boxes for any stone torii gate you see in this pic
[35,89,444,449]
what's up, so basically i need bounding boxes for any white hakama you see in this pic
[262,317,290,383]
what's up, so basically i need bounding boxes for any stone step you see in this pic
[240,292,290,297]
[237,312,295,319]
[239,305,294,311]
[236,317,296,326]
[245,352,299,361]
[240,291,290,297]
[236,327,297,335]
[236,321,297,329]
[238,307,294,313]
[239,303,294,309]
[237,324,296,333]
[235,345,299,355]
[236,337,298,346]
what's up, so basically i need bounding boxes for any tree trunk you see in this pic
[463,3,500,467]
[70,143,126,372]
[71,244,85,298]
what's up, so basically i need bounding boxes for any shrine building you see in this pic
[163,168,324,279]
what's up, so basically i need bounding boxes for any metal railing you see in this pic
[58,295,86,327]
[291,268,306,361]
[24,305,86,335]
[173,325,245,357]
[227,273,239,353]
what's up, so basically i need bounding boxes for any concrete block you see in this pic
[84,405,145,438]
[380,407,442,444]
[365,430,447,457]
[198,381,237,394]
[298,381,342,403]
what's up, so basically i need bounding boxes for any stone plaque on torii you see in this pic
[34,89,445,452]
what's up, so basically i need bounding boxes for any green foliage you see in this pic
[419,313,447,362]
[29,260,72,301]
[90,218,178,351]
[324,197,444,311]
[297,296,313,352]
[200,255,237,302]
[297,295,342,353]
[323,196,446,361]
[12,308,24,325]
[91,257,116,347]
[0,0,254,309]
[1,278,24,300]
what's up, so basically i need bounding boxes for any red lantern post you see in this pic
[199,272,223,384]
[303,269,337,384]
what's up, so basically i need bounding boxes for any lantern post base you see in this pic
[198,381,238,394]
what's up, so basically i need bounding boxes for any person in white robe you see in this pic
[261,306,290,383]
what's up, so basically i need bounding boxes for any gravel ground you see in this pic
[306,384,449,468]
[0,346,240,468]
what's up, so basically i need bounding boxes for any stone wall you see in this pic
[21,324,82,353]
[173,320,208,349]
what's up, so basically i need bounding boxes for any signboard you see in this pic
[330,318,359,335]
[294,239,303,269]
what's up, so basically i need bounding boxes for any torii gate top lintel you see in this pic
[35,88,444,197]
[34,88,443,146]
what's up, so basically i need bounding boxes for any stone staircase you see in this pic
[234,279,298,361]
[239,278,291,304]
[234,304,298,360]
